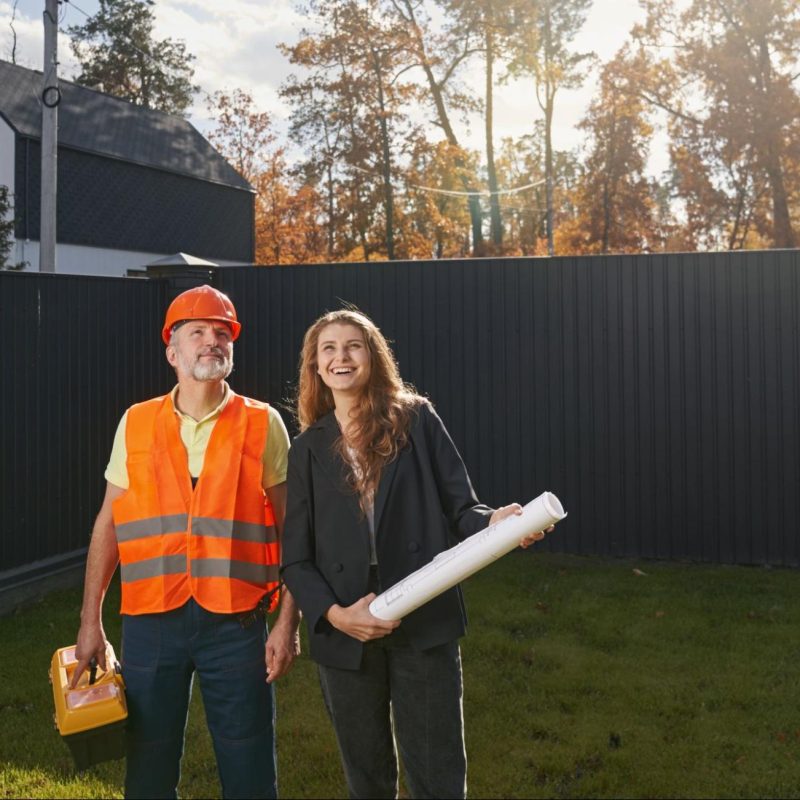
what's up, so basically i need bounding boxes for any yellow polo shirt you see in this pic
[104,383,289,490]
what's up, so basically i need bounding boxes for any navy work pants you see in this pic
[121,598,276,799]
[318,629,467,799]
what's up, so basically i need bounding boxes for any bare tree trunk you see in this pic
[398,0,484,253]
[10,0,19,64]
[371,47,395,260]
[485,13,502,247]
[755,37,796,248]
[764,150,795,248]
[326,160,335,258]
[544,3,554,256]
[545,96,554,255]
[601,110,617,253]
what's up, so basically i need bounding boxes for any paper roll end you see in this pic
[542,491,567,520]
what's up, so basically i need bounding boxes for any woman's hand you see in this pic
[519,525,554,549]
[489,503,523,527]
[325,595,400,642]
[489,503,555,549]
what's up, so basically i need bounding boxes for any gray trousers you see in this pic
[318,629,467,800]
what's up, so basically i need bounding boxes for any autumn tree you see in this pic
[632,0,800,249]
[494,126,578,254]
[404,139,478,258]
[493,137,543,253]
[69,0,197,115]
[254,152,327,264]
[557,48,663,254]
[282,24,374,261]
[281,78,346,260]
[506,0,593,255]
[206,89,325,264]
[438,0,518,248]
[669,128,770,250]
[206,88,276,182]
[283,0,420,261]
[388,0,487,253]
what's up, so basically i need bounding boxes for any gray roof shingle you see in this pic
[0,59,251,191]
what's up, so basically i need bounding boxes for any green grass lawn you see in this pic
[1,552,799,799]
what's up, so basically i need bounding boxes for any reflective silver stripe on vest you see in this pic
[120,554,187,583]
[116,514,189,543]
[191,517,278,544]
[191,559,280,584]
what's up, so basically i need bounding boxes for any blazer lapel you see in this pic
[373,453,400,535]
[307,412,364,525]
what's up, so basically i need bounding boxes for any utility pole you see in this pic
[40,0,59,273]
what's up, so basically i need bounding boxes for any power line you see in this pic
[61,0,91,18]
[330,157,545,198]
[409,178,544,198]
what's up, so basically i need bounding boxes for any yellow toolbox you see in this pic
[49,644,128,770]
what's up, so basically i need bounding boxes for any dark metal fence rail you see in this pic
[2,250,798,583]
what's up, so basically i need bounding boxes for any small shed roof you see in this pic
[0,59,251,192]
[147,252,219,267]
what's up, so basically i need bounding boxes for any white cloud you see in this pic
[151,0,304,126]
[2,0,671,176]
[1,1,84,74]
[1,1,45,70]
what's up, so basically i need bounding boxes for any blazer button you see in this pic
[407,542,420,553]
[332,562,344,572]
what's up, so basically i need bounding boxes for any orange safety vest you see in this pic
[112,392,280,615]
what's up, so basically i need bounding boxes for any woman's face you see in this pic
[316,323,371,398]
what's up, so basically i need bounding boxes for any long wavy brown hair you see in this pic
[297,308,423,506]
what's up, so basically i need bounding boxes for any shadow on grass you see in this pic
[3,554,800,798]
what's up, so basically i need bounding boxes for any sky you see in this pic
[1,0,665,176]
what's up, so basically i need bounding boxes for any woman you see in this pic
[281,308,548,799]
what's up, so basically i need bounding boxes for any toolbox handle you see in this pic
[89,657,98,686]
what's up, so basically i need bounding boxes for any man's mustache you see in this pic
[197,347,227,359]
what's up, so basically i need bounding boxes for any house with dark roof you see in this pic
[0,60,255,276]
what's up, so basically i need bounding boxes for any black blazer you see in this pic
[281,401,494,670]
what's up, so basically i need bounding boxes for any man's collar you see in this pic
[170,381,231,423]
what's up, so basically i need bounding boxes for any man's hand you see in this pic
[70,482,123,689]
[265,618,301,684]
[70,622,108,688]
[325,595,400,642]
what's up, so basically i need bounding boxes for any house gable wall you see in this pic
[0,118,13,195]
[15,138,255,263]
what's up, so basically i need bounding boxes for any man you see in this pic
[72,285,300,799]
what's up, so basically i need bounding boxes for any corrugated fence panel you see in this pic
[0,273,172,573]
[2,249,799,577]
[217,251,800,567]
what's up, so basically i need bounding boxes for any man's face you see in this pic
[167,320,234,382]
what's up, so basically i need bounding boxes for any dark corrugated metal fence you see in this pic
[1,274,173,578]
[2,250,798,586]
[217,252,800,567]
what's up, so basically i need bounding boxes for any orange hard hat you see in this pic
[161,285,241,344]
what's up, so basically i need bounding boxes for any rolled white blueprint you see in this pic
[368,491,567,621]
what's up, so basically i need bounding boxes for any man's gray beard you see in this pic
[178,349,234,381]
